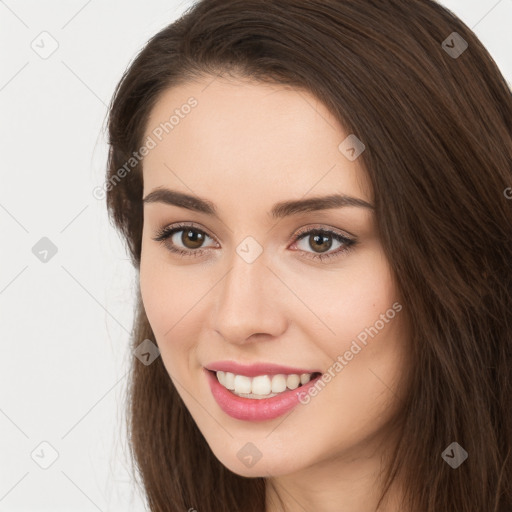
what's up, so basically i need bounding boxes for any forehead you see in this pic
[141,76,372,209]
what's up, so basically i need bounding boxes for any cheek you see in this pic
[290,250,400,357]
[140,242,184,325]
[139,247,210,370]
[317,260,409,419]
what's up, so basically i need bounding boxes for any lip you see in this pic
[204,360,321,377]
[204,367,322,422]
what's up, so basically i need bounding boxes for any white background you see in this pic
[0,1,510,510]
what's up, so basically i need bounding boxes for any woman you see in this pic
[105,1,512,510]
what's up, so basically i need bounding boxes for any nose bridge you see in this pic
[213,244,287,343]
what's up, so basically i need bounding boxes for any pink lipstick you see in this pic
[204,361,322,421]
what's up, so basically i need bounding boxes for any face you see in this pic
[139,75,411,479]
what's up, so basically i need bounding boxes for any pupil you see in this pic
[311,233,332,253]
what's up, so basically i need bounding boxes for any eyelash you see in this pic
[152,222,357,263]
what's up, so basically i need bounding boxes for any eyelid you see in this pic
[290,223,356,242]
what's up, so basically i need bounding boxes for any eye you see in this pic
[153,222,217,258]
[290,226,356,262]
[152,222,357,262]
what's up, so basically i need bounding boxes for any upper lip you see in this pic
[204,360,322,377]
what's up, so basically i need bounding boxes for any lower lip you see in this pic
[204,368,321,422]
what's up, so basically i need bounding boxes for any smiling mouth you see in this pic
[207,369,322,399]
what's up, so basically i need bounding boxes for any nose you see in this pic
[212,251,288,345]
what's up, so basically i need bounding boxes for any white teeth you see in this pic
[234,374,252,394]
[215,370,316,398]
[271,374,287,393]
[221,372,235,390]
[252,375,272,395]
[286,374,300,390]
[300,373,311,385]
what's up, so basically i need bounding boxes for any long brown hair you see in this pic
[105,1,512,510]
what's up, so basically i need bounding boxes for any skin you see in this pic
[139,75,412,512]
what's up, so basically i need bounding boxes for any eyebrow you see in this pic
[142,188,374,219]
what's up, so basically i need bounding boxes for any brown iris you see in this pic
[308,232,333,253]
[181,229,206,249]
